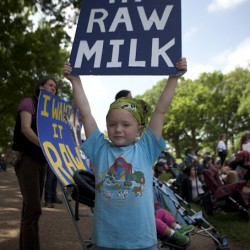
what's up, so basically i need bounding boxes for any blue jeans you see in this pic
[44,166,58,203]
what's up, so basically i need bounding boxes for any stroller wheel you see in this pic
[214,236,229,250]
[212,229,229,249]
[222,236,228,246]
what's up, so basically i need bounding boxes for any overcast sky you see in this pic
[67,0,250,132]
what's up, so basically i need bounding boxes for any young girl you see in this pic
[63,58,187,250]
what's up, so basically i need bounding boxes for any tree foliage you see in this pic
[1,1,250,159]
[0,0,81,151]
[139,68,250,158]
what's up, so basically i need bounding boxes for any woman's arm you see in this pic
[20,111,41,147]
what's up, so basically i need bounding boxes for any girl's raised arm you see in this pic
[63,62,98,138]
[149,57,187,139]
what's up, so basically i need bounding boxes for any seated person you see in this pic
[200,152,214,171]
[176,163,205,203]
[220,165,238,185]
[153,160,169,178]
[229,150,250,193]
[155,202,194,246]
[152,168,194,246]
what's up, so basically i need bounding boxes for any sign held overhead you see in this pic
[70,0,182,75]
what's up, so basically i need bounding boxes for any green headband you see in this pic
[108,97,151,126]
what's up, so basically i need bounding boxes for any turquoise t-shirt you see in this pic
[81,127,165,249]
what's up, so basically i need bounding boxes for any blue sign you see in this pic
[70,0,182,75]
[37,90,91,186]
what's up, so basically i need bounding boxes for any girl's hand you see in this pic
[172,57,187,77]
[63,62,79,82]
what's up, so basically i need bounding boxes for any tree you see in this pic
[0,0,79,151]
[138,68,250,158]
[237,68,250,114]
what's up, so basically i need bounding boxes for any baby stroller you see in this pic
[202,168,250,220]
[61,170,95,250]
[153,177,230,250]
[69,170,190,250]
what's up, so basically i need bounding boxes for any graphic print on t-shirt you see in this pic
[96,156,145,201]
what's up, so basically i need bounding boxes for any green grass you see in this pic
[207,212,250,247]
[158,173,250,247]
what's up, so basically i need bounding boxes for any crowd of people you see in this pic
[154,131,250,208]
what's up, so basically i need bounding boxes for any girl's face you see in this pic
[40,79,57,95]
[106,109,142,147]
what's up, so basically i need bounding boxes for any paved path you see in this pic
[0,167,92,250]
[0,167,247,250]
